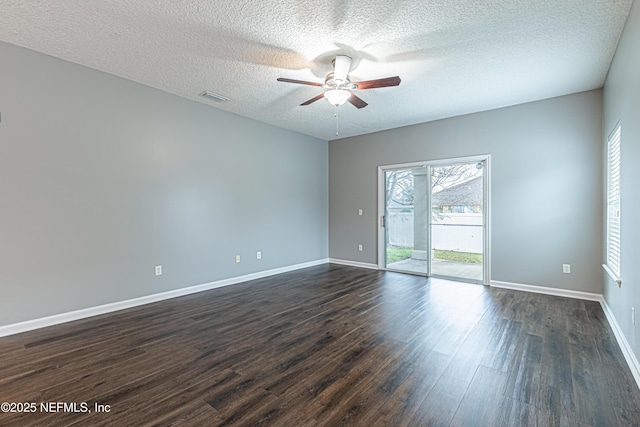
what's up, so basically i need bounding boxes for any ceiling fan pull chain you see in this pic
[335,105,339,136]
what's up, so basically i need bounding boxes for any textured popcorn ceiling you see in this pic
[0,1,633,140]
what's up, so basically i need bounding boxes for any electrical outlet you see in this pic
[155,265,162,276]
[235,255,241,263]
[358,244,363,252]
[562,264,571,274]
[358,209,363,216]
[633,307,636,326]
[257,251,262,260]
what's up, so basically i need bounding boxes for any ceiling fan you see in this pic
[277,55,401,109]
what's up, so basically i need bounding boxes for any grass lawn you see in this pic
[434,249,483,263]
[386,246,482,264]
[386,246,412,263]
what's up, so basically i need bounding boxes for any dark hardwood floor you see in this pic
[1,264,639,426]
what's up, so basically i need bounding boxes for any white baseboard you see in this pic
[490,280,603,302]
[600,299,640,389]
[329,258,379,270]
[0,258,329,338]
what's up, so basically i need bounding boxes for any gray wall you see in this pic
[0,41,328,326]
[603,0,640,361]
[329,90,603,293]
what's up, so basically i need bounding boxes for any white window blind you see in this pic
[606,123,621,280]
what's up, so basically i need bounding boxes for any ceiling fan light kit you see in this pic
[324,89,351,106]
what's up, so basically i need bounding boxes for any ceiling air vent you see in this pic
[199,91,229,102]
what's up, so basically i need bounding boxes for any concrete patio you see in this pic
[387,258,483,282]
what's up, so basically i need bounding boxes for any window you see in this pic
[605,122,621,284]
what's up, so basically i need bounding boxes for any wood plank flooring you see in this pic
[0,264,639,426]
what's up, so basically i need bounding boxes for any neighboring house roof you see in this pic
[432,176,483,206]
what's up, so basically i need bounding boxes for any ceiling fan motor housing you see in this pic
[324,72,357,90]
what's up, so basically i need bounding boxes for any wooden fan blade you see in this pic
[300,93,326,106]
[354,76,401,90]
[333,55,352,83]
[348,93,368,109]
[277,77,323,87]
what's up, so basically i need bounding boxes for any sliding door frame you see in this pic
[377,161,431,276]
[377,154,491,285]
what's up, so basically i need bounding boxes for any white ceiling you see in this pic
[0,0,633,141]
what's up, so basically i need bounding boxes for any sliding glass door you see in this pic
[382,167,428,274]
[430,161,485,282]
[379,157,489,284]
